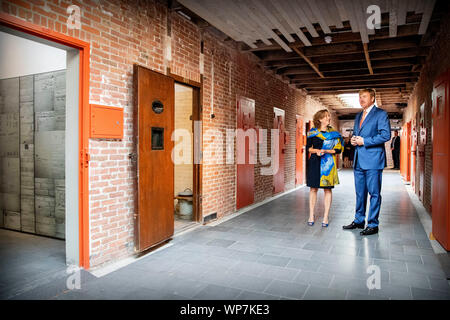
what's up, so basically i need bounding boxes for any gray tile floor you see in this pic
[1,169,450,300]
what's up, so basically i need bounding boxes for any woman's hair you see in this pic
[313,109,330,129]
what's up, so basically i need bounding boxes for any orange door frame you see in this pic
[0,13,91,269]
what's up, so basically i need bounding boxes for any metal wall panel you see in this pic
[0,70,66,238]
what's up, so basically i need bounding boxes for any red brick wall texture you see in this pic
[2,0,338,268]
[402,7,450,215]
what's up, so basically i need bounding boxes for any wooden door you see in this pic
[236,97,255,210]
[273,108,285,194]
[133,65,174,252]
[295,115,304,186]
[432,71,449,250]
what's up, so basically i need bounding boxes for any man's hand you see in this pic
[355,136,364,146]
[350,136,357,146]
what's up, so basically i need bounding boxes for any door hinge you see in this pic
[129,152,137,162]
[81,149,90,168]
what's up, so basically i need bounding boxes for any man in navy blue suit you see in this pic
[343,88,391,236]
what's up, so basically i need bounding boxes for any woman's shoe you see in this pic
[307,216,315,226]
[322,222,329,228]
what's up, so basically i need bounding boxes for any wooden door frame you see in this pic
[167,69,203,223]
[0,13,91,269]
[295,115,303,186]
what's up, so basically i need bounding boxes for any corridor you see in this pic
[6,169,449,300]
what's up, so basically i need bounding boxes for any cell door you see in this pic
[406,122,411,182]
[133,65,174,252]
[411,118,417,190]
[273,108,285,194]
[400,123,411,182]
[236,97,255,210]
[295,116,304,186]
[432,72,449,250]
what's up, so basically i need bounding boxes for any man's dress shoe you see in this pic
[342,222,365,229]
[360,227,379,236]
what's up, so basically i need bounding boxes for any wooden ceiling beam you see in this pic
[363,43,374,75]
[289,67,417,80]
[301,79,416,89]
[265,47,429,67]
[247,19,440,52]
[307,90,410,96]
[292,46,324,78]
[419,0,437,34]
[303,84,408,91]
[280,58,416,75]
[291,74,419,84]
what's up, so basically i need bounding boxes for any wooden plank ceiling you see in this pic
[176,0,445,118]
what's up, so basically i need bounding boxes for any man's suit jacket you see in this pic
[391,135,400,151]
[353,106,391,170]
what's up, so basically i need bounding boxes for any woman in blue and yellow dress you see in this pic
[306,110,344,227]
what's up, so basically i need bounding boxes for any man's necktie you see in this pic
[359,110,367,128]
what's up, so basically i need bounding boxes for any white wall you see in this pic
[0,31,66,79]
[1,28,80,266]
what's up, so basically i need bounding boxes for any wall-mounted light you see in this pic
[177,10,191,20]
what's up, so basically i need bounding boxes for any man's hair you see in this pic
[359,88,376,99]
[313,109,330,129]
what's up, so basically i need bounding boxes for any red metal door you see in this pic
[406,122,411,182]
[236,97,255,209]
[295,116,304,186]
[432,71,449,250]
[133,65,174,252]
[273,108,285,194]
[411,118,417,190]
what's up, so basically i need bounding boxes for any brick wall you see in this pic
[402,5,450,214]
[1,0,337,268]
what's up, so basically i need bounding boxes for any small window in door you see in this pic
[437,96,444,117]
[151,127,164,150]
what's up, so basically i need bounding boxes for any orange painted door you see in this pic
[400,122,411,182]
[273,108,285,194]
[133,65,174,252]
[406,122,411,182]
[432,71,449,250]
[295,116,304,186]
[236,97,255,210]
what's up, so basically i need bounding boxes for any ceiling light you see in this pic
[338,93,362,109]
[324,36,332,44]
